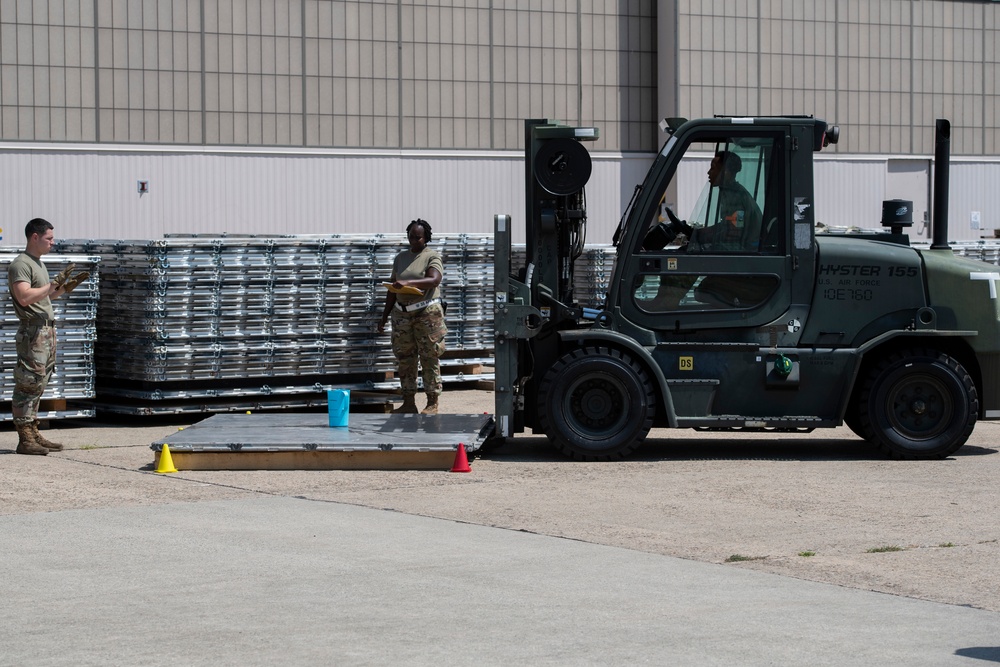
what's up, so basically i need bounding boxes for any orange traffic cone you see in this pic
[450,443,471,473]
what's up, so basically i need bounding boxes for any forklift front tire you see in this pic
[537,346,656,461]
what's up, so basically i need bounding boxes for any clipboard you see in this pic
[382,282,424,296]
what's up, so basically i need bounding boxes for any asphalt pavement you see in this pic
[2,493,998,666]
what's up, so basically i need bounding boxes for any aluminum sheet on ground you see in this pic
[154,413,494,453]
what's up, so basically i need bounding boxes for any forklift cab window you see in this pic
[633,272,779,311]
[634,134,783,314]
[643,137,774,255]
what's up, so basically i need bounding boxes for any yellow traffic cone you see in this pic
[156,443,178,474]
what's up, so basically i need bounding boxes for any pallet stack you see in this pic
[574,245,616,309]
[55,234,495,415]
[438,234,495,352]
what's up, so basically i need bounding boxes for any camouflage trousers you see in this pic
[390,303,447,397]
[13,323,57,426]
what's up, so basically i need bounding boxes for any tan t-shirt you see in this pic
[7,253,54,322]
[391,248,444,305]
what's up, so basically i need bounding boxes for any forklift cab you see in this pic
[615,119,819,340]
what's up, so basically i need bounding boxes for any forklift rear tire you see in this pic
[855,347,977,459]
[537,346,655,461]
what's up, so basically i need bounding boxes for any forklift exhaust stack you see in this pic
[931,118,951,250]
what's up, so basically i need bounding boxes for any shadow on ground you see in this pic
[480,434,998,463]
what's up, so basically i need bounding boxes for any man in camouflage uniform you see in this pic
[644,150,763,253]
[7,218,88,455]
[377,219,447,414]
[641,151,765,310]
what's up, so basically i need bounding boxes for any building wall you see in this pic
[4,1,997,156]
[0,142,655,243]
[0,0,658,153]
[0,1,659,241]
[2,0,999,240]
[3,140,997,245]
[667,0,1000,156]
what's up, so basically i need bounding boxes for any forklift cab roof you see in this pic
[659,116,839,151]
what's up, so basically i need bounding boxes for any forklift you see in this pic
[494,116,1000,461]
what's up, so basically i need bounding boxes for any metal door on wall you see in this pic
[886,159,930,240]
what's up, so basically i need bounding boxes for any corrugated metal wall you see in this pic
[947,162,1000,241]
[811,158,1000,242]
[1,145,998,246]
[0,145,653,244]
[813,159,894,231]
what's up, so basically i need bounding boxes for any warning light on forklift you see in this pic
[774,355,794,378]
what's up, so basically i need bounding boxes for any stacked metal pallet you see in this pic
[439,234,495,351]
[574,245,616,308]
[948,240,1000,265]
[56,235,495,415]
[510,244,616,311]
[0,252,99,421]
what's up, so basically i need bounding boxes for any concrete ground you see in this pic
[1,388,999,665]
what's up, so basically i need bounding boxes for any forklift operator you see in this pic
[643,150,763,253]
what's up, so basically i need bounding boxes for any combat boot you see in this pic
[32,421,64,452]
[421,393,439,415]
[14,423,48,456]
[393,395,419,414]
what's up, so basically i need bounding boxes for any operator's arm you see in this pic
[643,208,693,251]
[11,279,65,307]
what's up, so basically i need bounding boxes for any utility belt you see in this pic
[22,317,56,327]
[394,298,441,313]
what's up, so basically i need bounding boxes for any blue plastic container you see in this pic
[328,389,350,427]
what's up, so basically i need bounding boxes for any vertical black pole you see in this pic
[930,119,951,250]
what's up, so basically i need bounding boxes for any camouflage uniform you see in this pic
[13,323,57,425]
[7,253,58,426]
[390,302,447,396]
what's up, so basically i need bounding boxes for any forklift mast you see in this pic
[494,120,599,438]
[524,119,599,311]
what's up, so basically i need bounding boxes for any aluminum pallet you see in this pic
[152,412,495,470]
